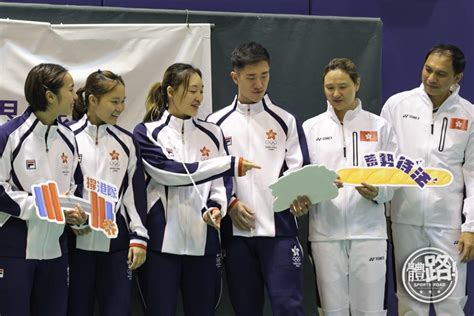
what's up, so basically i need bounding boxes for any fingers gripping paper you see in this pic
[269,165,339,212]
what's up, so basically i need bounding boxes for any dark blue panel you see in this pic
[0,0,101,5]
[311,0,474,105]
[103,0,309,15]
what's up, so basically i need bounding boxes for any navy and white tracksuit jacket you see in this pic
[207,95,310,238]
[0,107,82,260]
[133,110,240,256]
[68,116,148,252]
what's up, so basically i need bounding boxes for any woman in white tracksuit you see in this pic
[133,63,258,316]
[67,70,148,316]
[303,58,397,316]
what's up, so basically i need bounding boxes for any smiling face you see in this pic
[422,53,462,107]
[231,60,270,104]
[324,68,360,121]
[88,82,126,125]
[167,72,204,119]
[54,72,76,116]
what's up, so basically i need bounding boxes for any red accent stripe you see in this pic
[99,197,106,228]
[129,243,147,250]
[229,198,239,209]
[48,182,63,222]
[91,191,99,228]
[41,185,55,220]
[238,157,244,176]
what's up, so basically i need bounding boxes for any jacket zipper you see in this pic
[181,121,188,253]
[247,106,254,236]
[340,122,346,158]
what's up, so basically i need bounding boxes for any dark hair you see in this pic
[424,44,466,75]
[24,63,68,112]
[143,63,202,123]
[323,58,360,85]
[231,41,270,70]
[73,70,124,120]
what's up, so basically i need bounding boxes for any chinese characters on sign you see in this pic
[363,152,432,188]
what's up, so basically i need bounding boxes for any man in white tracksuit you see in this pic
[381,44,474,315]
[207,42,310,316]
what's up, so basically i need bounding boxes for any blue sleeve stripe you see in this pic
[0,186,22,217]
[224,176,233,203]
[129,234,149,242]
[134,124,200,175]
[0,108,32,156]
[294,116,311,166]
[11,167,24,191]
[131,141,148,223]
[151,115,171,141]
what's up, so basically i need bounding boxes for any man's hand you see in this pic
[458,232,474,263]
[128,246,146,270]
[355,182,379,201]
[290,195,312,217]
[64,204,88,225]
[228,200,255,231]
[203,208,222,230]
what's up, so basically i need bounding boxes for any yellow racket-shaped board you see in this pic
[337,167,453,187]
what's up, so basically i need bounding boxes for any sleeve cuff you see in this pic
[129,240,147,250]
[229,197,239,210]
[237,157,244,177]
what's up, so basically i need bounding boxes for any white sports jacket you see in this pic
[381,84,474,232]
[0,108,82,259]
[207,95,310,238]
[69,116,148,252]
[304,99,397,241]
[134,110,241,256]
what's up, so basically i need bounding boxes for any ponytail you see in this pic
[143,81,166,123]
[73,87,87,120]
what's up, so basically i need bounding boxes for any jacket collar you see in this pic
[418,83,461,110]
[80,115,110,138]
[162,110,196,133]
[326,98,363,124]
[26,108,59,136]
[234,94,272,115]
